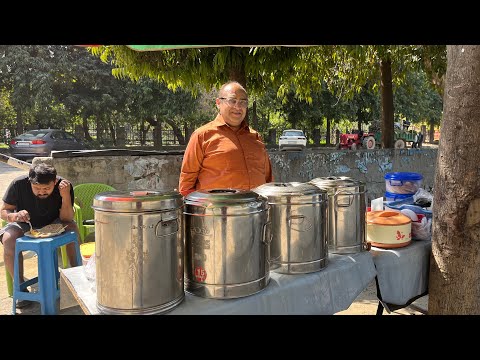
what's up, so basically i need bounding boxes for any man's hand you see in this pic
[57,179,72,198]
[14,210,30,223]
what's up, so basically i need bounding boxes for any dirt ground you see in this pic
[0,161,428,316]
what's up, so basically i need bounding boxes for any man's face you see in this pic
[31,181,56,199]
[216,84,248,129]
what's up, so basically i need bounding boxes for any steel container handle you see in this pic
[287,214,306,227]
[262,221,272,244]
[155,218,179,237]
[333,190,365,208]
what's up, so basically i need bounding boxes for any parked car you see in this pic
[278,129,307,151]
[9,129,90,161]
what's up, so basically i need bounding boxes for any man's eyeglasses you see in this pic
[219,97,249,109]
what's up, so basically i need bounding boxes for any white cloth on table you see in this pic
[371,240,431,305]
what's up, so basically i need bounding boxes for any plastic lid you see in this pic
[384,172,423,181]
[366,211,411,225]
[80,242,95,259]
[385,192,415,199]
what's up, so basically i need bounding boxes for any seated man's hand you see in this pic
[14,210,30,223]
[57,179,72,198]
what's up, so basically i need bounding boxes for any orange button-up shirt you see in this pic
[179,115,273,196]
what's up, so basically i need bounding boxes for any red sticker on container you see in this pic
[194,266,207,282]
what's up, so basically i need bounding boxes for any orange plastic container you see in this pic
[366,211,412,249]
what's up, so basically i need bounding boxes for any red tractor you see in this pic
[337,130,376,150]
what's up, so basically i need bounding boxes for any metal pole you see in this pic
[0,153,31,170]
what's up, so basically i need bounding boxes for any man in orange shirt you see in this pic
[179,81,273,196]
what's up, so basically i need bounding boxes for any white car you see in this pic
[278,129,307,151]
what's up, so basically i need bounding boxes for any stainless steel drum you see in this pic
[92,190,184,315]
[309,176,368,254]
[183,189,270,299]
[253,182,328,274]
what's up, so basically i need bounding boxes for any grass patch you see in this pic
[0,143,8,149]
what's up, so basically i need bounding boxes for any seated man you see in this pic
[0,163,80,308]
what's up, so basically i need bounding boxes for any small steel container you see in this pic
[309,176,368,254]
[253,182,328,274]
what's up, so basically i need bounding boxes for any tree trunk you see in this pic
[153,124,162,149]
[96,118,103,145]
[326,118,331,146]
[228,63,247,123]
[15,110,23,135]
[108,119,116,146]
[252,100,258,130]
[140,122,146,145]
[164,118,185,145]
[428,45,480,314]
[82,115,93,142]
[184,124,192,145]
[357,109,362,132]
[429,119,435,143]
[312,129,321,146]
[380,58,394,148]
[228,67,246,89]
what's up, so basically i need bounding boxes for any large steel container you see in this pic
[309,176,368,254]
[92,190,184,315]
[183,189,270,299]
[253,182,328,274]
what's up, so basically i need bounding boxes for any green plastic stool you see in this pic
[6,271,13,297]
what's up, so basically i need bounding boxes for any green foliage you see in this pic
[90,46,306,97]
[0,45,446,147]
[0,87,16,129]
[393,71,443,125]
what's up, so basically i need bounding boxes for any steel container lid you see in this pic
[253,182,324,196]
[253,182,327,205]
[92,190,183,213]
[309,176,366,191]
[184,188,268,214]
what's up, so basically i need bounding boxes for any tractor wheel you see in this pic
[394,139,406,149]
[364,136,376,149]
[351,143,357,150]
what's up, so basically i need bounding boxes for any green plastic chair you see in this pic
[60,183,116,268]
[1,219,13,297]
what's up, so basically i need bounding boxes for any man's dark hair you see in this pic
[28,163,57,184]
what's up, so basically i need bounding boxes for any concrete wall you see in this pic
[50,148,438,203]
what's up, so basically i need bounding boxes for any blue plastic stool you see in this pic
[12,231,81,315]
